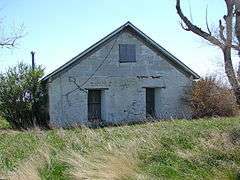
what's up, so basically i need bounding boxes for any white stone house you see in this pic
[42,22,200,127]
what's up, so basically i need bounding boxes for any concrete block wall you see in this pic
[48,30,193,127]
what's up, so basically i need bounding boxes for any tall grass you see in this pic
[0,117,240,179]
[0,116,10,129]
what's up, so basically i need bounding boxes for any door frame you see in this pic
[145,88,155,118]
[87,89,102,123]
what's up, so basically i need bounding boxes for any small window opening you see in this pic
[119,44,136,62]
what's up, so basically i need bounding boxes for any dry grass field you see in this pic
[0,117,240,179]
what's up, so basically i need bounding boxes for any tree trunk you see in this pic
[233,87,240,105]
[223,47,240,104]
[234,1,240,80]
[235,1,240,45]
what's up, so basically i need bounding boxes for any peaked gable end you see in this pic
[43,22,200,81]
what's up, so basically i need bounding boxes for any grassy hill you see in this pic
[0,117,240,179]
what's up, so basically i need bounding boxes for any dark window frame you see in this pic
[119,44,136,63]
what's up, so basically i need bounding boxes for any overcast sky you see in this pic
[0,0,233,77]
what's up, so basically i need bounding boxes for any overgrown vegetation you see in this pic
[187,76,238,119]
[0,116,10,129]
[0,63,48,129]
[0,117,240,179]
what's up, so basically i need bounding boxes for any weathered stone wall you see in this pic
[48,31,193,127]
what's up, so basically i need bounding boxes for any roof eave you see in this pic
[42,22,132,82]
[42,21,200,81]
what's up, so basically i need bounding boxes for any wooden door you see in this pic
[88,90,101,122]
[146,88,155,118]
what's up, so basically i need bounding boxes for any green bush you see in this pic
[188,76,238,118]
[0,116,10,129]
[0,63,48,129]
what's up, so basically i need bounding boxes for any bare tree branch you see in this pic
[180,21,190,31]
[188,0,193,22]
[0,35,22,48]
[0,22,24,49]
[231,43,240,50]
[224,0,234,47]
[205,5,212,35]
[176,0,240,104]
[176,0,224,49]
[219,20,226,42]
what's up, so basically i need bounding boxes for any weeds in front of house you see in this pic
[1,117,240,179]
[0,116,10,129]
[186,76,239,118]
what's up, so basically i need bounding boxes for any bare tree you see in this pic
[176,0,240,105]
[0,18,24,48]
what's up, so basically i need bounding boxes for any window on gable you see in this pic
[119,44,136,62]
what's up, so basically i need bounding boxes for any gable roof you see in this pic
[42,21,200,81]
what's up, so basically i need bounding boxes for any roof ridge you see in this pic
[42,22,200,81]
